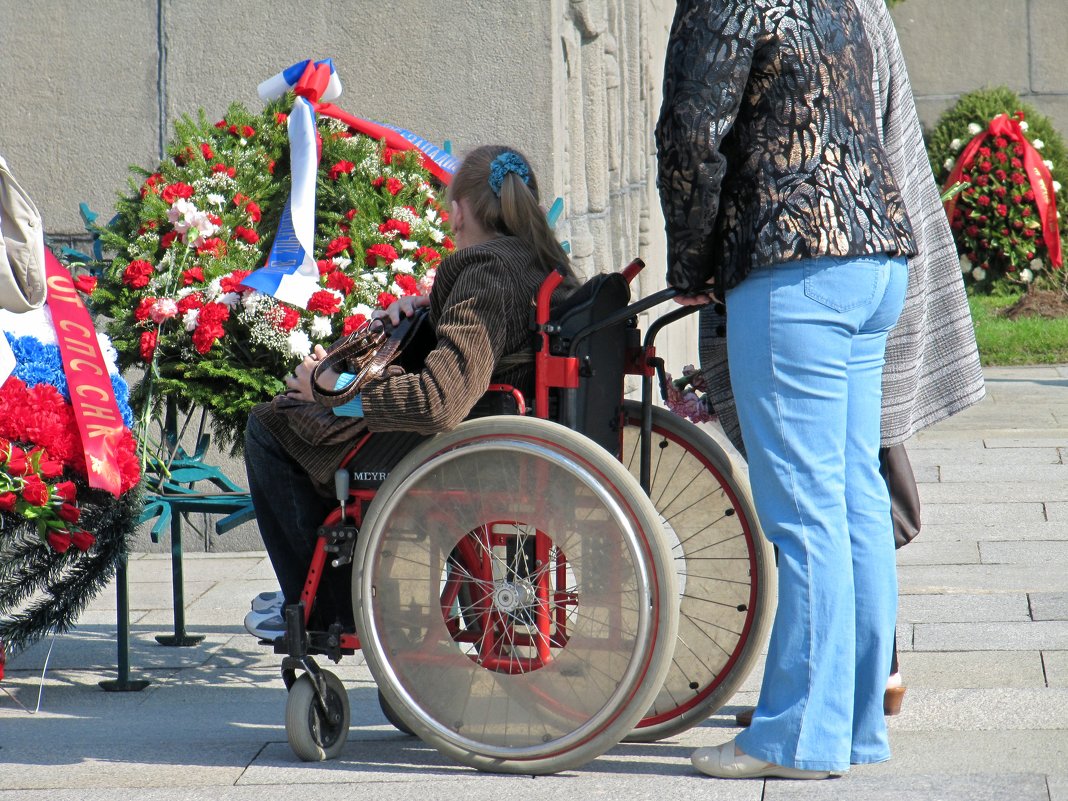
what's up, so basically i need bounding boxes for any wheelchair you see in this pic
[271,260,775,774]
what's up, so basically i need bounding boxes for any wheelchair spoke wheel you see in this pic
[285,670,350,761]
[621,401,775,742]
[354,417,678,774]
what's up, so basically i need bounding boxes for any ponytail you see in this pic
[449,145,578,291]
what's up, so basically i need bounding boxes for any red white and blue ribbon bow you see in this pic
[241,59,457,307]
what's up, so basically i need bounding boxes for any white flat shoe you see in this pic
[691,740,832,780]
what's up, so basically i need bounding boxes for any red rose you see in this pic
[160,182,194,204]
[47,531,73,553]
[377,292,398,309]
[21,475,50,506]
[277,306,301,332]
[342,314,367,335]
[317,259,337,275]
[365,243,398,267]
[995,169,1008,182]
[994,137,1008,148]
[0,492,16,512]
[1012,158,1023,169]
[36,452,64,479]
[181,267,205,286]
[325,237,352,258]
[378,219,411,238]
[1023,228,1037,239]
[246,202,262,222]
[1024,189,1036,202]
[5,446,28,475]
[329,160,355,180]
[73,274,98,294]
[160,230,178,249]
[140,330,158,362]
[326,270,355,296]
[58,503,81,524]
[978,161,992,173]
[200,143,215,160]
[979,147,992,158]
[242,125,256,138]
[307,290,341,316]
[122,260,154,289]
[439,210,449,222]
[386,178,404,196]
[234,226,260,244]
[996,204,1009,217]
[227,124,239,136]
[1012,172,1027,186]
[70,530,96,552]
[134,296,156,321]
[965,226,981,238]
[54,481,76,502]
[395,274,418,295]
[977,195,991,207]
[994,187,1008,198]
[220,270,252,294]
[996,152,1008,164]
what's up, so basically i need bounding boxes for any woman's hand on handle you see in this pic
[370,294,431,329]
[285,344,338,402]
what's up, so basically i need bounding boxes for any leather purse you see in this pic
[878,443,921,549]
[0,154,47,313]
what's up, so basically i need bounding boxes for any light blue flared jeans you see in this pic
[728,253,908,772]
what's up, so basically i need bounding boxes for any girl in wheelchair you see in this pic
[242,144,577,640]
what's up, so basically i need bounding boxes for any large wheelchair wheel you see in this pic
[621,401,775,742]
[353,416,678,774]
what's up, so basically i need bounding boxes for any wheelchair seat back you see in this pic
[546,272,632,455]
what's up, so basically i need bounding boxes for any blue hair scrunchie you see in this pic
[488,151,531,197]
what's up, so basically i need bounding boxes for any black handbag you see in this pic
[879,443,921,549]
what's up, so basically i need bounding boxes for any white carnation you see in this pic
[429,228,445,244]
[959,254,972,274]
[183,308,200,332]
[310,316,333,339]
[242,289,266,309]
[1033,139,1045,150]
[1020,268,1034,283]
[287,330,312,359]
[392,258,416,274]
[207,193,226,206]
[967,123,983,136]
[425,208,439,224]
[950,138,962,151]
[399,239,418,251]
[353,303,373,318]
[971,266,987,282]
[204,278,223,300]
[1019,120,1030,131]
[332,255,352,270]
[218,292,241,308]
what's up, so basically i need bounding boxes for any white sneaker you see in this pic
[244,608,287,641]
[251,591,285,613]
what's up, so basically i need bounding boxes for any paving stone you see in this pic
[940,464,1068,484]
[884,687,1068,731]
[1046,503,1068,522]
[915,521,1068,543]
[871,731,1068,778]
[898,563,1068,593]
[919,502,1046,525]
[895,650,1045,689]
[1032,593,1068,621]
[908,448,1062,467]
[764,772,1049,801]
[979,540,1068,565]
[895,541,979,566]
[920,482,1068,503]
[1051,775,1068,801]
[913,621,1068,652]
[897,593,1030,623]
[1046,652,1068,688]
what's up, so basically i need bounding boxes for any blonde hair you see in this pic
[448,145,578,290]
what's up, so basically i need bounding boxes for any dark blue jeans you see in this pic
[244,415,351,628]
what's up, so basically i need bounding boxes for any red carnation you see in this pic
[215,119,228,129]
[234,226,260,244]
[0,492,16,512]
[220,270,252,293]
[276,306,301,332]
[994,187,1008,198]
[995,169,1008,182]
[233,193,248,206]
[342,314,368,335]
[377,291,398,309]
[382,146,403,165]
[979,147,992,158]
[345,209,358,220]
[276,112,288,125]
[21,475,50,507]
[378,219,411,238]
[181,267,205,286]
[242,125,255,138]
[70,530,96,552]
[54,481,77,502]
[317,259,337,275]
[134,297,156,322]
[140,330,158,362]
[200,142,215,160]
[439,210,449,223]
[325,237,352,258]
[176,292,204,313]
[1012,158,1023,169]
[1024,189,1036,202]
[161,230,178,249]
[372,176,385,189]
[326,270,355,296]
[246,202,262,222]
[74,274,98,295]
[160,182,194,204]
[965,226,981,238]
[395,274,418,295]
[386,178,404,196]
[46,531,73,553]
[196,237,226,258]
[329,160,355,180]
[307,290,341,316]
[414,246,442,264]
[227,124,239,136]
[996,152,1008,164]
[365,243,398,267]
[123,260,154,289]
[443,237,455,251]
[197,302,231,326]
[1023,228,1037,239]
[192,323,224,354]
[212,163,237,178]
[58,503,81,524]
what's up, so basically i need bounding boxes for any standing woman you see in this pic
[657,1,916,780]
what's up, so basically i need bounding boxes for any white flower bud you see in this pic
[1030,258,1044,271]
[1044,160,1055,171]
[968,123,983,136]
[1033,139,1045,150]
[944,158,956,171]
[971,267,987,282]
[1019,121,1030,131]
[960,254,972,274]
[950,138,962,151]
[1020,268,1034,283]
[1054,181,1063,194]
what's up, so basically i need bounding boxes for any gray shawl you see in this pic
[697,0,985,454]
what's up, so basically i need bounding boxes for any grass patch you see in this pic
[968,293,1068,365]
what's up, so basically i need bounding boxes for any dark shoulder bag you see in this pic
[879,443,922,549]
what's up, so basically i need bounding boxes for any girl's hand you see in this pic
[285,344,338,402]
[370,294,431,329]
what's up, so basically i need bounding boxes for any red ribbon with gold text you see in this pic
[44,252,125,496]
[944,113,1062,268]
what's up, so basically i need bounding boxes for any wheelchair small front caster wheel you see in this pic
[285,670,350,761]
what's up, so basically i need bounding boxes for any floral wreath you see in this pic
[90,96,453,450]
